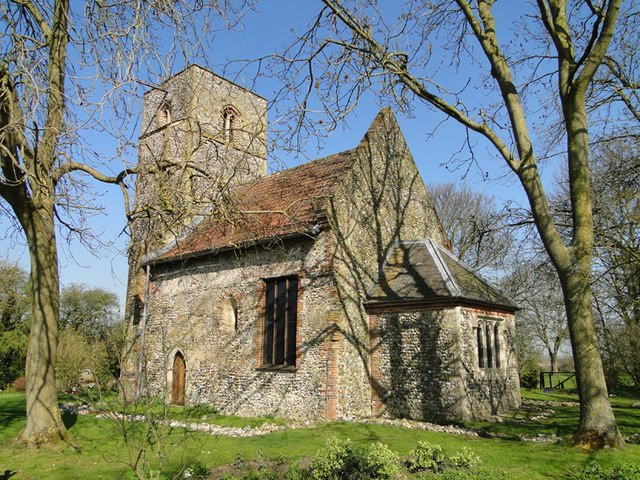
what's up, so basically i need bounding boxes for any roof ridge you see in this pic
[424,239,461,297]
[143,64,268,101]
[270,148,355,177]
[429,240,518,309]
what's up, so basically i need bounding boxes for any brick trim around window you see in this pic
[256,275,300,370]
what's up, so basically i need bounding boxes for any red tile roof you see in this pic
[149,149,356,263]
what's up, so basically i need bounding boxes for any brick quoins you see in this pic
[368,314,384,414]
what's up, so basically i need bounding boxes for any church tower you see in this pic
[133,65,267,254]
[122,66,267,394]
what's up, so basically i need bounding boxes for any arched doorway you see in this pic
[171,351,186,405]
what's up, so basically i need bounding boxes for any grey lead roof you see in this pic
[366,239,517,311]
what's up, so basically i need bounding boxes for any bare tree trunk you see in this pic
[555,84,623,447]
[560,266,622,447]
[19,200,67,445]
[14,0,70,446]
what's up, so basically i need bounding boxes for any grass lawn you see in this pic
[0,390,639,479]
[459,389,640,440]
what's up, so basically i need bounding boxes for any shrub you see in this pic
[226,439,487,480]
[183,461,210,479]
[241,468,279,480]
[405,442,483,475]
[184,403,219,418]
[449,447,482,469]
[0,329,28,388]
[11,376,26,392]
[308,437,356,480]
[306,437,399,479]
[405,441,446,473]
[520,370,539,389]
[284,464,307,480]
[567,460,640,480]
[56,329,111,392]
[364,442,399,479]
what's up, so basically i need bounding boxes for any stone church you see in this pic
[124,65,520,422]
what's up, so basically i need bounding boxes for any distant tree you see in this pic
[429,182,515,277]
[0,261,29,387]
[60,284,122,379]
[56,328,110,392]
[0,261,29,331]
[590,140,640,386]
[60,284,120,339]
[550,138,639,386]
[518,262,569,375]
[590,141,639,327]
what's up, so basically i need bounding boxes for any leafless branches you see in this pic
[1,0,255,249]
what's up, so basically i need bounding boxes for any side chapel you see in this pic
[123,65,520,422]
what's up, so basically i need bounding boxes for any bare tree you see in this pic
[0,0,250,446]
[590,140,640,385]
[590,11,640,133]
[591,140,640,327]
[429,182,516,278]
[257,0,636,447]
[519,262,569,375]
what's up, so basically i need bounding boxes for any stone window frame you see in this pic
[256,274,299,371]
[477,317,503,370]
[222,105,240,143]
[156,100,172,128]
[220,296,239,332]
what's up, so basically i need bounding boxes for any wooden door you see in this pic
[171,352,186,405]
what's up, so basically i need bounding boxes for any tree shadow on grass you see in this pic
[450,403,580,440]
[0,396,26,427]
[0,470,16,480]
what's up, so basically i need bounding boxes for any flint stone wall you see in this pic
[142,233,343,419]
[457,307,521,418]
[370,306,520,421]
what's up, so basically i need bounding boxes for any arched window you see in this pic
[157,100,171,127]
[494,324,501,368]
[485,324,493,368]
[476,325,484,368]
[222,105,239,142]
[221,296,238,332]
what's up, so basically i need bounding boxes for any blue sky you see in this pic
[0,2,555,306]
